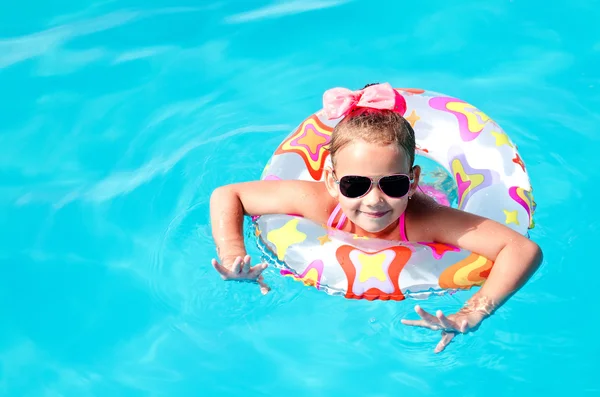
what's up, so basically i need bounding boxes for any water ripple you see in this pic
[224,0,353,24]
[1,0,597,395]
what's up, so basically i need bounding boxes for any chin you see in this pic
[356,217,395,234]
[362,225,389,234]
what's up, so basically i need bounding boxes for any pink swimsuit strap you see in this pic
[326,203,347,229]
[326,204,408,242]
[398,211,408,242]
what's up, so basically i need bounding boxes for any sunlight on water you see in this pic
[1,0,598,396]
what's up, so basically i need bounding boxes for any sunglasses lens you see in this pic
[379,175,411,198]
[339,176,372,198]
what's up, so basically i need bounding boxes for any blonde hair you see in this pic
[328,107,416,167]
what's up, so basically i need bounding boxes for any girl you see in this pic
[209,83,542,353]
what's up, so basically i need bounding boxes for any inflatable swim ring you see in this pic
[252,88,536,301]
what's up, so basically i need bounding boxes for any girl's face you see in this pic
[325,140,420,235]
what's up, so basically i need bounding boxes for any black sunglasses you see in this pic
[332,172,413,199]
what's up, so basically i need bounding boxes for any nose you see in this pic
[362,182,385,206]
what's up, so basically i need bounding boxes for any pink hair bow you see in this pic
[322,82,407,119]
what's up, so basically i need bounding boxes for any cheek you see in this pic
[390,198,409,212]
[338,197,361,212]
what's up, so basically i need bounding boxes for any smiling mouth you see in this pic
[360,210,391,218]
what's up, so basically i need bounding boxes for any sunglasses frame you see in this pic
[331,170,415,199]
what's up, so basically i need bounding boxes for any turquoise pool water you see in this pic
[1,1,598,395]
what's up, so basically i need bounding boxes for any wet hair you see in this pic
[328,83,416,168]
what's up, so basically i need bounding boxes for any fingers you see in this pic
[436,310,457,331]
[249,262,268,277]
[257,275,271,295]
[401,306,472,354]
[211,256,270,295]
[211,256,244,279]
[401,306,445,331]
[400,319,436,329]
[415,305,439,324]
[211,258,219,270]
[242,255,251,273]
[434,332,456,354]
[211,258,229,279]
[231,256,243,274]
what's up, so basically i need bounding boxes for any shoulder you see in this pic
[406,192,496,238]
[230,179,337,222]
[282,180,339,224]
[296,180,339,222]
[403,192,440,240]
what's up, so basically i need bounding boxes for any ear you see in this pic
[323,166,339,199]
[409,165,421,197]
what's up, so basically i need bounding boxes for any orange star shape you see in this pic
[317,234,331,245]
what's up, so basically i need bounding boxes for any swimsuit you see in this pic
[326,204,408,242]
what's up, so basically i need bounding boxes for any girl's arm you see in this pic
[209,179,329,267]
[401,202,542,353]
[429,205,543,310]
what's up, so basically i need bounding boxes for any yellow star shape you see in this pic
[266,219,307,260]
[255,227,261,237]
[491,131,514,147]
[357,253,388,282]
[317,234,331,245]
[503,210,519,225]
[405,109,420,128]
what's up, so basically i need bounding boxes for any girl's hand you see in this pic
[211,254,271,295]
[401,305,487,353]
